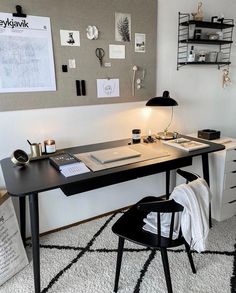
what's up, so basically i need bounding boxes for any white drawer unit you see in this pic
[209,137,236,221]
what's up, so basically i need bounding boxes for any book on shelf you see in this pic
[163,138,209,152]
[49,153,90,177]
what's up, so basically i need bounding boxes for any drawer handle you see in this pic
[229,199,236,204]
[232,171,236,173]
[230,186,236,189]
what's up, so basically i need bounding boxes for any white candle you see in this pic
[44,139,56,154]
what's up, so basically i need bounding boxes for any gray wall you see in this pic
[0,0,157,111]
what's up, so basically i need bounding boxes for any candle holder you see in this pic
[44,139,56,154]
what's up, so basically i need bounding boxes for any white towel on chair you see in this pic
[142,178,211,252]
[143,211,181,240]
[170,178,212,252]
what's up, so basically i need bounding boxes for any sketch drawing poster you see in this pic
[0,12,56,93]
[60,30,80,46]
[97,79,120,98]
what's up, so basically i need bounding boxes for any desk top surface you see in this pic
[0,135,225,197]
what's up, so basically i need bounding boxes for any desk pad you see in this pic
[76,144,169,172]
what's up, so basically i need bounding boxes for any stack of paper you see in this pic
[60,162,90,177]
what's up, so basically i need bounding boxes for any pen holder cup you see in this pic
[30,143,42,158]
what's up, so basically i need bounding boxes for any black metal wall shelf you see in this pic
[178,61,231,66]
[177,12,234,70]
[180,39,233,45]
[180,20,234,29]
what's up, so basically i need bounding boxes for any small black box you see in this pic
[197,129,221,140]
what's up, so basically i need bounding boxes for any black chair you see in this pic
[112,169,199,293]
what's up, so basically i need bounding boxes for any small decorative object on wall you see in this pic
[86,25,99,40]
[132,65,138,96]
[191,2,203,21]
[60,30,80,46]
[97,79,120,98]
[95,48,105,66]
[109,44,125,59]
[115,12,131,42]
[135,33,146,53]
[222,68,232,88]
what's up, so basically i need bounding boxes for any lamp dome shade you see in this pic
[146,91,178,106]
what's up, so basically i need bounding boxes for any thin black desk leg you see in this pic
[29,193,41,293]
[19,196,26,245]
[166,170,170,199]
[202,154,212,228]
[202,154,210,185]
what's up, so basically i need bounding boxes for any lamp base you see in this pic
[156,132,175,140]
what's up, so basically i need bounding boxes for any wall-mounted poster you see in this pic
[135,33,146,53]
[109,45,125,59]
[0,12,56,93]
[97,79,120,98]
[115,12,131,42]
[60,30,80,46]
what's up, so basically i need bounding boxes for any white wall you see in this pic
[0,0,236,236]
[157,0,236,137]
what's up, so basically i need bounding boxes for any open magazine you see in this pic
[163,138,209,152]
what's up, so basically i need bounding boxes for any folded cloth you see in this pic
[143,211,181,239]
[170,178,211,252]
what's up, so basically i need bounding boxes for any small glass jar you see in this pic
[194,29,202,40]
[198,52,206,62]
[132,129,141,144]
[44,139,56,154]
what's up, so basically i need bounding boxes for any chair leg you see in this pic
[160,248,173,293]
[114,237,125,292]
[184,243,196,274]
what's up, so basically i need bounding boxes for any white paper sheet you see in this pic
[109,45,125,59]
[0,13,56,93]
[60,162,90,177]
[96,79,120,98]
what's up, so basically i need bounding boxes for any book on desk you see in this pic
[49,153,90,177]
[163,138,209,152]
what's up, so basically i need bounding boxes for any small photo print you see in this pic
[60,30,80,46]
[115,13,131,42]
[135,33,146,53]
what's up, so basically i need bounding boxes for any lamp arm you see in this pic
[164,106,174,133]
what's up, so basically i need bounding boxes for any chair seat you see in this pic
[112,196,184,248]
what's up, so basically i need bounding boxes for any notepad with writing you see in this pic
[60,162,90,177]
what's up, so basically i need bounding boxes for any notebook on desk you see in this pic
[90,146,141,164]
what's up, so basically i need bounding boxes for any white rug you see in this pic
[1,213,236,293]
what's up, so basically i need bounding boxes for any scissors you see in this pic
[95,48,105,67]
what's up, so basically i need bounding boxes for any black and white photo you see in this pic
[135,33,146,52]
[115,13,131,42]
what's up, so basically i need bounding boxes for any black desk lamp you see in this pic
[146,90,178,140]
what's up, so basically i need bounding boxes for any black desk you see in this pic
[0,135,224,293]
